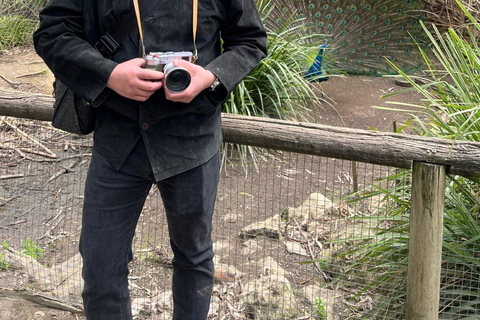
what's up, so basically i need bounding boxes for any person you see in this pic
[33,0,267,319]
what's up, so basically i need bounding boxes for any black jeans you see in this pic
[79,138,220,320]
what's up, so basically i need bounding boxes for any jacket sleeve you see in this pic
[33,0,117,106]
[204,0,267,102]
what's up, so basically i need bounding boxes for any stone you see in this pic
[283,241,308,256]
[240,214,283,240]
[241,257,298,319]
[302,284,343,320]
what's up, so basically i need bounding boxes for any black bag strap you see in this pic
[95,0,161,58]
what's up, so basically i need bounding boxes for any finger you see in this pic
[138,69,165,81]
[131,58,148,68]
[136,79,163,92]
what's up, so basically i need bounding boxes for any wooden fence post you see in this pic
[406,161,446,320]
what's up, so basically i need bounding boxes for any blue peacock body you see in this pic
[265,0,428,77]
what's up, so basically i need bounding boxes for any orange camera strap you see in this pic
[133,0,198,63]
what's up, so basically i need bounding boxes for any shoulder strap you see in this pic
[95,0,161,58]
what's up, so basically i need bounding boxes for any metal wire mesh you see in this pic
[2,117,478,319]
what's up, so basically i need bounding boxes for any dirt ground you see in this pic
[0,47,425,320]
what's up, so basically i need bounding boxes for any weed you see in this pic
[22,239,44,260]
[314,298,327,320]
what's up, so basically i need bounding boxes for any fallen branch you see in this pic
[0,173,25,180]
[46,159,82,184]
[0,287,83,313]
[15,70,48,79]
[0,74,20,89]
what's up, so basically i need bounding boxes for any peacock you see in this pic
[263,0,429,79]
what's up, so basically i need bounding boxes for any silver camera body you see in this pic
[145,51,193,93]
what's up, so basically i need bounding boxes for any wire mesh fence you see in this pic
[1,117,479,319]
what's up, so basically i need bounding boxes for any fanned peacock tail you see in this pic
[264,0,429,77]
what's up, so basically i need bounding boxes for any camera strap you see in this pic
[133,0,199,63]
[95,0,161,58]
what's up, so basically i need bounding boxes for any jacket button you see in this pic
[141,122,149,131]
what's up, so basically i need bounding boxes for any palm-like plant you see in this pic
[339,1,480,318]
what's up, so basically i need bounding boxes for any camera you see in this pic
[145,51,193,93]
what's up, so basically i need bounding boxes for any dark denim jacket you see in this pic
[34,0,267,180]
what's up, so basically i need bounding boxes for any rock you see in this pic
[221,212,239,223]
[283,241,308,256]
[302,285,343,320]
[240,214,283,240]
[214,256,242,282]
[241,257,298,319]
[240,239,263,256]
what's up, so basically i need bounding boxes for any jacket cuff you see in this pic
[204,51,253,102]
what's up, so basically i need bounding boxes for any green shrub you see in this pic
[0,15,37,49]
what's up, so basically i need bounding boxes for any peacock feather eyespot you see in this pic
[350,49,355,53]
[266,0,427,76]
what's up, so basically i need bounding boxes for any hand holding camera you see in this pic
[107,58,164,101]
[145,51,216,104]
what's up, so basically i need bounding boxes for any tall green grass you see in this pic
[221,0,325,169]
[0,15,37,49]
[340,0,480,318]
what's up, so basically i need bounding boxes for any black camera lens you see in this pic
[164,63,191,92]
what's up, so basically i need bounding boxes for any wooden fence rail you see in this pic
[1,88,480,178]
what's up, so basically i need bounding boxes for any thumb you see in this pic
[172,59,189,68]
[132,58,147,67]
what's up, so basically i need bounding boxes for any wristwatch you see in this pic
[209,77,221,91]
